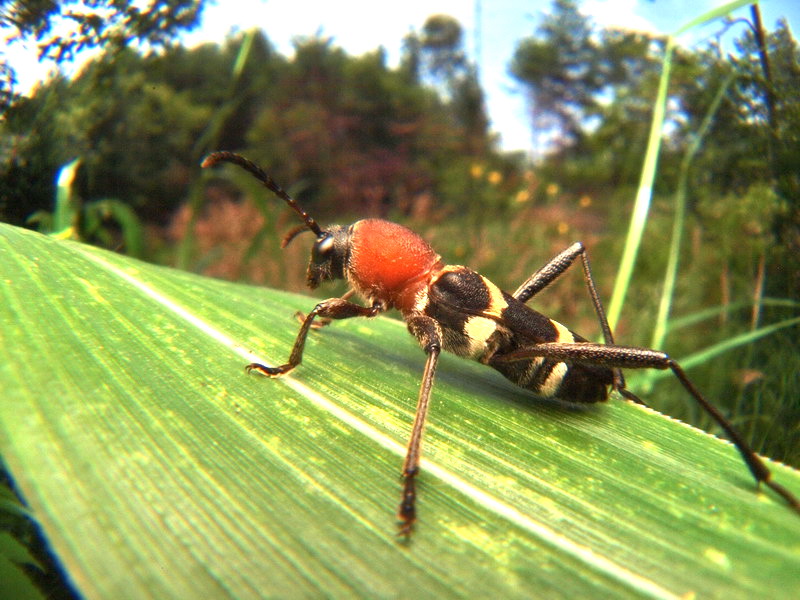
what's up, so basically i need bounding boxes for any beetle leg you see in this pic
[496,342,800,514]
[398,314,443,538]
[294,289,356,329]
[247,297,383,377]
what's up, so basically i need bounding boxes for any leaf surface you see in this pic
[2,223,799,599]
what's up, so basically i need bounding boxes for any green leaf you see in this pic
[0,532,46,600]
[53,158,80,236]
[673,0,754,37]
[2,222,800,599]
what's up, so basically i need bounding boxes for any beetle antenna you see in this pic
[280,224,311,248]
[202,151,323,237]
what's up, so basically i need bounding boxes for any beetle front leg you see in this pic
[293,289,356,330]
[247,297,384,377]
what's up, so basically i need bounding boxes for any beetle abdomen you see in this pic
[488,354,612,402]
[424,265,613,402]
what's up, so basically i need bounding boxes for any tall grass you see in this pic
[26,158,145,257]
[584,0,799,465]
[606,0,757,330]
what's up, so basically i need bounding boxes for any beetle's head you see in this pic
[305,226,351,289]
[202,151,349,290]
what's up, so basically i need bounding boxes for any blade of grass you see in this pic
[630,316,800,387]
[0,532,45,600]
[2,223,800,599]
[52,158,80,238]
[650,73,735,355]
[665,298,800,333]
[607,0,757,331]
[180,28,261,270]
[606,37,671,332]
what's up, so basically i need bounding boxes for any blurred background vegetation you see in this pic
[1,0,798,470]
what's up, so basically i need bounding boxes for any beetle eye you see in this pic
[317,234,334,254]
[312,233,335,262]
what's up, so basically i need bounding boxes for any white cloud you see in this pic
[580,0,659,34]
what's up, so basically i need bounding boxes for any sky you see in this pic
[7,0,800,153]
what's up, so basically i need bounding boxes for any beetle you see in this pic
[202,151,800,536]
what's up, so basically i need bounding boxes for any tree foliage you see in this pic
[0,0,205,107]
[1,23,506,231]
[511,0,604,147]
[510,3,799,218]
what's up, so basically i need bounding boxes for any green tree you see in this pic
[511,0,603,149]
[2,21,505,229]
[512,0,668,193]
[412,15,490,155]
[729,18,800,295]
[419,14,468,85]
[0,0,205,107]
[0,33,270,226]
[244,36,451,217]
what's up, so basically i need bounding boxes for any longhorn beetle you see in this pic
[202,151,800,536]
